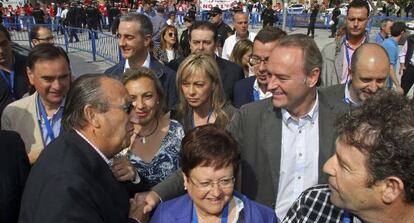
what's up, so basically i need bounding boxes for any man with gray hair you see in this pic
[105,13,178,110]
[19,74,143,223]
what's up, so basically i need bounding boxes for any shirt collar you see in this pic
[124,51,151,72]
[281,91,319,124]
[35,92,66,120]
[344,81,360,106]
[344,35,367,50]
[74,129,111,165]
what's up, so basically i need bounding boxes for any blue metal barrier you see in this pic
[7,19,121,64]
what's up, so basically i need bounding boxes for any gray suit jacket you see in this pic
[321,40,344,87]
[153,88,347,208]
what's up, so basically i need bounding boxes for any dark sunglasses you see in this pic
[168,32,176,37]
[208,13,218,18]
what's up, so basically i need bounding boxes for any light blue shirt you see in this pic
[36,94,65,146]
[382,37,398,67]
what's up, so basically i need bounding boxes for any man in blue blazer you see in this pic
[105,13,178,110]
[233,27,286,108]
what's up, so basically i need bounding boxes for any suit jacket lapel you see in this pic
[318,90,339,183]
[28,93,43,149]
[334,45,344,84]
[262,103,282,194]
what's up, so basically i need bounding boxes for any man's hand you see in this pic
[396,85,404,95]
[111,156,136,182]
[129,194,149,223]
[399,63,406,76]
[140,191,162,214]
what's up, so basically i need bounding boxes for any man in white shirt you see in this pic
[221,11,256,60]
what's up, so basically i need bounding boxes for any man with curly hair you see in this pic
[283,90,414,222]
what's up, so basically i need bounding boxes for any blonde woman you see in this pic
[122,67,184,191]
[230,39,253,77]
[174,53,237,131]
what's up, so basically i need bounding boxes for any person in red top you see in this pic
[25,4,33,16]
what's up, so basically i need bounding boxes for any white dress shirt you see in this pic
[399,41,414,66]
[276,94,320,219]
[124,52,151,72]
[221,32,256,60]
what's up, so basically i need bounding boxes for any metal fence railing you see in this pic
[5,18,121,64]
[4,14,414,64]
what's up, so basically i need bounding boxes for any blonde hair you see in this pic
[230,39,253,76]
[176,53,228,128]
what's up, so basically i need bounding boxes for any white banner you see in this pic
[199,0,234,11]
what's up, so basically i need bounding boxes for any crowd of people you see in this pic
[1,0,414,222]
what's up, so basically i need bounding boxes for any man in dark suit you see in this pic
[233,27,286,108]
[167,21,244,103]
[140,34,347,220]
[0,130,30,223]
[105,13,178,110]
[19,74,142,223]
[0,25,29,122]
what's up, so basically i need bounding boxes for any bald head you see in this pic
[349,43,389,103]
[351,43,389,75]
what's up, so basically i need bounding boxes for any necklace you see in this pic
[137,119,159,144]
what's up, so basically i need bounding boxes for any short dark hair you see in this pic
[390,22,406,37]
[336,90,414,203]
[121,67,166,117]
[254,26,287,44]
[189,21,218,43]
[181,125,239,177]
[276,34,322,86]
[27,44,70,70]
[119,13,153,37]
[30,25,51,40]
[0,25,11,41]
[63,74,116,131]
[347,0,370,17]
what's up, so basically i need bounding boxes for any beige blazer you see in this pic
[1,93,43,160]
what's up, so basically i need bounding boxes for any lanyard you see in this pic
[253,88,260,102]
[192,202,229,223]
[191,111,212,129]
[37,97,56,145]
[0,69,15,95]
[342,211,352,223]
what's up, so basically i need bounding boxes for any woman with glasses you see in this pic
[150,125,277,222]
[230,39,253,77]
[121,67,185,191]
[152,25,181,64]
[174,53,237,132]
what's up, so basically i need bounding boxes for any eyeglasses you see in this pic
[189,176,235,191]
[108,101,133,114]
[208,13,218,18]
[168,32,176,37]
[249,55,270,66]
[35,36,54,42]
